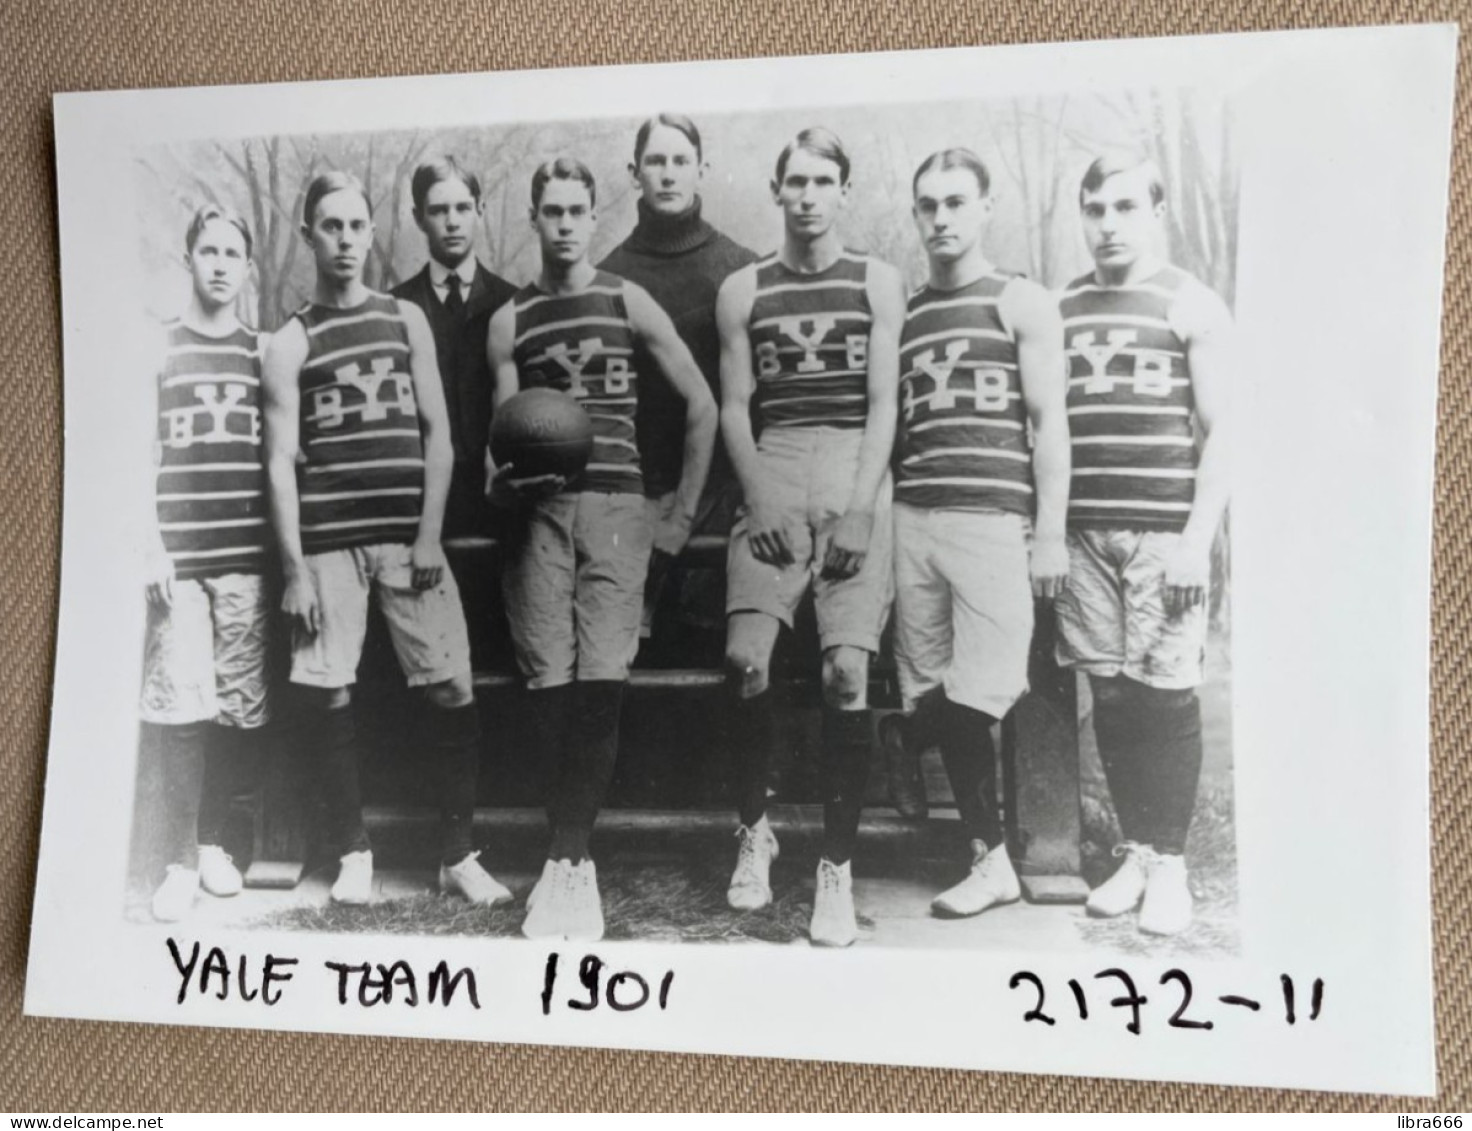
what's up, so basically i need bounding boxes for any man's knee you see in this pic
[298,685,351,712]
[725,642,770,697]
[425,673,475,710]
[822,647,869,710]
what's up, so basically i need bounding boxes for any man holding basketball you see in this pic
[715,128,906,947]
[889,149,1069,919]
[1054,153,1232,936]
[262,170,509,909]
[486,157,717,943]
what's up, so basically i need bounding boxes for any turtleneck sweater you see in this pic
[599,196,757,499]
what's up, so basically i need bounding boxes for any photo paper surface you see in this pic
[30,24,1455,1094]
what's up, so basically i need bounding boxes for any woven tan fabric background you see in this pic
[1,0,1465,1111]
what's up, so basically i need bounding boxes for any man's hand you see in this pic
[486,463,566,509]
[1162,537,1211,618]
[745,496,795,567]
[1030,536,1070,600]
[653,507,694,559]
[411,537,447,592]
[822,508,873,580]
[282,570,321,636]
[145,549,175,611]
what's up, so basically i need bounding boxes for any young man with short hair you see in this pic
[889,148,1070,918]
[486,157,717,942]
[142,204,270,922]
[715,128,907,947]
[262,171,509,908]
[391,157,518,539]
[1054,153,1233,936]
[598,114,757,635]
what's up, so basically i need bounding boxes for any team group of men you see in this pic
[140,112,1231,948]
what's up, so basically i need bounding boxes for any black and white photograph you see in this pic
[29,24,1453,1094]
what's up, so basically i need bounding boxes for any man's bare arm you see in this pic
[143,322,174,609]
[626,282,717,557]
[1005,277,1071,599]
[717,267,791,567]
[399,299,451,589]
[1167,283,1234,616]
[261,319,317,633]
[823,258,904,580]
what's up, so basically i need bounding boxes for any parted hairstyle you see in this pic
[1079,152,1166,207]
[773,127,851,186]
[411,156,482,214]
[302,171,373,227]
[633,113,703,164]
[912,147,991,199]
[530,156,597,209]
[185,204,253,259]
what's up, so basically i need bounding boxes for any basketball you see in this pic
[490,387,595,481]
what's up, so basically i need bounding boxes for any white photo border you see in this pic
[31,24,1455,1095]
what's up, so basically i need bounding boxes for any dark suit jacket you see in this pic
[392,261,517,537]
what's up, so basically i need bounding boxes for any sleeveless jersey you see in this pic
[154,321,268,579]
[895,272,1032,515]
[1059,266,1198,533]
[747,252,872,431]
[294,293,425,554]
[511,272,643,495]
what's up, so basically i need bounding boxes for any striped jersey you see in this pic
[294,293,425,554]
[748,252,872,431]
[511,272,642,495]
[895,272,1031,515]
[1060,267,1198,532]
[154,321,268,579]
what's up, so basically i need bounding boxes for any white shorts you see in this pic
[140,572,270,728]
[891,504,1033,719]
[726,426,893,653]
[1053,528,1208,689]
[290,542,472,690]
[502,492,654,689]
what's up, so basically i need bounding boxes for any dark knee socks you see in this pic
[158,721,206,869]
[731,687,778,828]
[821,707,872,865]
[1092,679,1204,855]
[525,684,575,829]
[937,697,1003,849]
[427,703,482,866]
[903,688,946,754]
[549,681,625,863]
[196,722,257,849]
[309,705,369,856]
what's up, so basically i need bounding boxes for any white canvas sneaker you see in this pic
[563,859,606,943]
[439,852,513,907]
[930,840,1021,918]
[1086,842,1151,918]
[330,849,374,905]
[1138,852,1193,936]
[197,845,243,898]
[522,859,573,940]
[150,865,200,923]
[809,858,858,947]
[727,816,780,911]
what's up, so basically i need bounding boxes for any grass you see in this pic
[251,859,872,945]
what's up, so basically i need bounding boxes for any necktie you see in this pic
[444,272,465,319]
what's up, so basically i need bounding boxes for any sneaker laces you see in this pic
[1111,841,1156,865]
[818,860,845,896]
[733,827,765,884]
